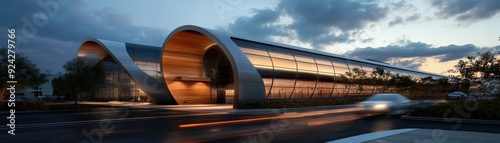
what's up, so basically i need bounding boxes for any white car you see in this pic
[357,93,414,115]
[447,91,467,100]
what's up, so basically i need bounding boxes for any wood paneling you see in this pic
[162,31,215,104]
[77,41,109,65]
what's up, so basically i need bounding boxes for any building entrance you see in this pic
[203,45,234,104]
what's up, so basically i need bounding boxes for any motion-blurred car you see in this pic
[447,91,467,100]
[357,93,414,115]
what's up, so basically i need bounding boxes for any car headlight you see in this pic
[373,104,388,110]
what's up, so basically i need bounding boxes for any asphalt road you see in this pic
[1,103,499,143]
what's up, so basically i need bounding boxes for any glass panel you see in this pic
[290,52,317,98]
[332,82,349,98]
[233,40,275,97]
[268,79,295,99]
[330,58,350,98]
[93,56,144,102]
[262,78,272,98]
[267,49,297,99]
[295,55,317,71]
[269,51,296,70]
[245,54,273,67]
[241,47,270,56]
[315,81,334,98]
[316,59,334,74]
[314,58,334,98]
[331,59,350,75]
[359,63,375,74]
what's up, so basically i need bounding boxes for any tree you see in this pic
[52,74,69,98]
[55,58,104,108]
[419,76,435,95]
[0,48,47,101]
[345,67,367,98]
[391,74,415,94]
[371,67,392,93]
[448,51,500,96]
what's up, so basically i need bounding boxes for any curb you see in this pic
[401,115,500,124]
[0,109,93,115]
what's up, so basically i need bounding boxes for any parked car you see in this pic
[357,93,414,115]
[15,96,35,102]
[447,91,467,100]
[54,96,65,102]
[38,95,55,101]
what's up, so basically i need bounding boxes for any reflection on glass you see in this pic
[126,44,162,80]
[95,56,147,102]
[233,38,448,100]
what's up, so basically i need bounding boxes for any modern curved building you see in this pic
[77,25,448,108]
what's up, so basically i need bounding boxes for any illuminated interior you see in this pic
[231,38,448,99]
[77,41,149,102]
[76,25,452,107]
[162,30,234,104]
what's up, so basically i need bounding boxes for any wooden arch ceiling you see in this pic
[162,31,218,104]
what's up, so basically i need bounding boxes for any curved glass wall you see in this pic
[126,43,162,80]
[292,52,318,98]
[330,58,350,98]
[94,56,147,102]
[267,49,297,99]
[232,38,451,99]
[92,43,163,102]
[315,57,335,98]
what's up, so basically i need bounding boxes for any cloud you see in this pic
[347,41,500,63]
[17,36,78,73]
[223,0,389,50]
[388,14,421,27]
[0,0,169,73]
[431,0,500,22]
[225,9,287,40]
[387,57,426,70]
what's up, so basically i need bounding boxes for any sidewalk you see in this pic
[327,128,500,143]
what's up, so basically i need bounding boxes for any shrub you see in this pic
[244,99,361,109]
[408,99,500,120]
[407,95,446,100]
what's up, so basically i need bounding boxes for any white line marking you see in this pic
[326,128,418,143]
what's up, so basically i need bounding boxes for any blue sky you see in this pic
[1,0,499,75]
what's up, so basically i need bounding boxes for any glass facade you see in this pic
[233,38,450,99]
[93,43,163,102]
[126,43,162,80]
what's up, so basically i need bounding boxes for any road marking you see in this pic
[326,128,418,143]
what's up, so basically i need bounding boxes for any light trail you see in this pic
[179,107,363,128]
[179,116,278,128]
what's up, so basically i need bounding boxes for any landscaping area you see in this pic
[244,94,448,109]
[244,98,364,109]
[407,98,500,120]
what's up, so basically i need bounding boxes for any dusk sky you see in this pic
[2,0,499,75]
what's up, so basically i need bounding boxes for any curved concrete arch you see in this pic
[161,25,266,108]
[77,38,177,105]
